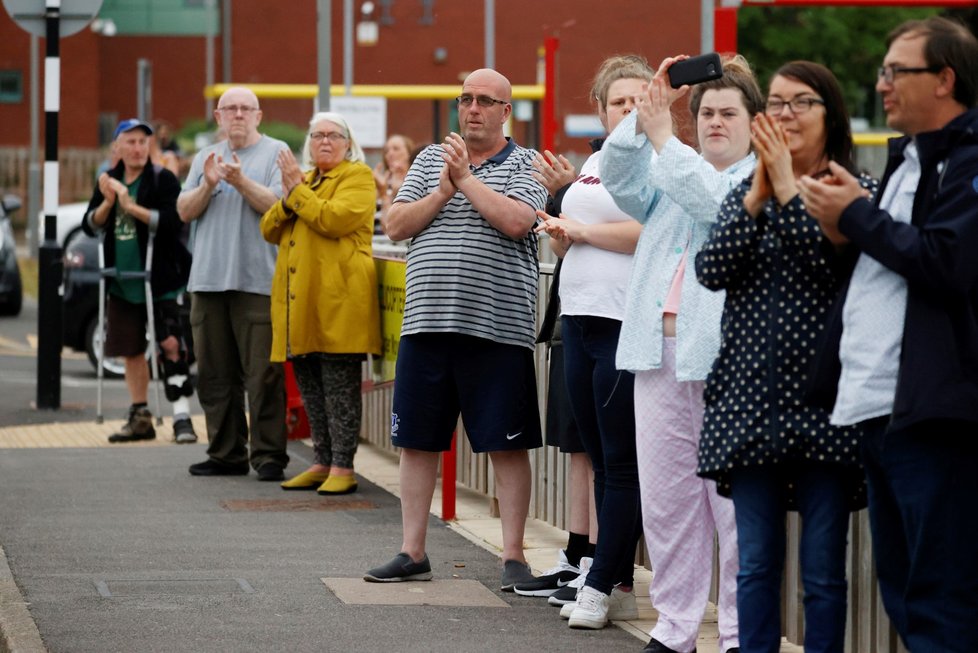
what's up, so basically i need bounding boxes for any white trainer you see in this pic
[556,556,593,615]
[567,585,610,629]
[607,585,638,620]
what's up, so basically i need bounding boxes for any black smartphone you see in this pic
[668,53,723,89]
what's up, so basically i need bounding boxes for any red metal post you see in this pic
[714,6,739,54]
[441,430,457,520]
[542,36,559,154]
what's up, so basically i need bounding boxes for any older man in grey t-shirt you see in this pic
[178,86,289,481]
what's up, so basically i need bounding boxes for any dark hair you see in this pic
[689,54,764,119]
[590,54,654,109]
[888,16,978,108]
[773,61,856,174]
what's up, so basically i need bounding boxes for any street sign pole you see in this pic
[3,0,104,409]
[36,0,63,409]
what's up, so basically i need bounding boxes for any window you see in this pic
[0,71,23,104]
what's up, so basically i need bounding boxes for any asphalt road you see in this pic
[0,296,201,429]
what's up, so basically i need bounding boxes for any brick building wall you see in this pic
[1,0,701,153]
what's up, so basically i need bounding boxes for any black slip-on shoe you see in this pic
[188,459,249,476]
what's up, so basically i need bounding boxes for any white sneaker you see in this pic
[607,585,638,620]
[567,585,609,629]
[555,556,592,613]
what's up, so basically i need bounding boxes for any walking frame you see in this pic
[94,225,164,425]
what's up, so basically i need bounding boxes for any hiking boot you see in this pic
[363,553,433,582]
[514,549,580,597]
[500,559,534,592]
[567,585,609,629]
[107,406,156,443]
[552,556,592,608]
[173,417,198,444]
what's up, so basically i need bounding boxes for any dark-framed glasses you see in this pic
[216,105,259,114]
[456,94,509,108]
[764,97,825,115]
[310,131,348,143]
[877,64,943,84]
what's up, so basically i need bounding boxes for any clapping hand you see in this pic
[441,132,472,186]
[277,149,304,197]
[97,172,117,204]
[532,150,576,196]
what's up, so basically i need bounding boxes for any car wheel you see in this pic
[0,270,21,316]
[84,315,125,378]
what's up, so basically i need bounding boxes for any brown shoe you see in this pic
[108,406,156,443]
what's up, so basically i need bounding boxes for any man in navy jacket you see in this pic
[800,17,978,652]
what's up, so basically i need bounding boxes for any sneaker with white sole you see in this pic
[551,556,591,608]
[607,584,639,620]
[567,585,609,629]
[514,549,581,597]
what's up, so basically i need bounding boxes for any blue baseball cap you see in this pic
[113,118,154,139]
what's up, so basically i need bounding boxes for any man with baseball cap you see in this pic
[83,118,198,444]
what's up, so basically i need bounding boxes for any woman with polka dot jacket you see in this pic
[695,61,878,653]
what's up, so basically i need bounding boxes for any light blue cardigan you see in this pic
[599,112,755,380]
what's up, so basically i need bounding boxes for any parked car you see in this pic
[62,230,126,376]
[29,202,88,249]
[0,194,24,316]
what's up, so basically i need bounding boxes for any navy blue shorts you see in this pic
[390,333,542,453]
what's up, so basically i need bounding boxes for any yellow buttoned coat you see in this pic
[260,159,381,361]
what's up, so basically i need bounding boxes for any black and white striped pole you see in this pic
[3,0,104,409]
[35,0,62,409]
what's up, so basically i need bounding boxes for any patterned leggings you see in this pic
[290,353,364,469]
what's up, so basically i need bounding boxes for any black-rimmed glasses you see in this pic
[765,97,825,115]
[456,94,509,108]
[877,64,943,84]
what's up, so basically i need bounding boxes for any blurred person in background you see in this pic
[373,134,416,213]
[83,118,196,445]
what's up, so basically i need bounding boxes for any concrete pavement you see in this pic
[0,419,806,653]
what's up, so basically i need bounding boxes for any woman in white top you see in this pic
[599,55,763,653]
[535,54,651,631]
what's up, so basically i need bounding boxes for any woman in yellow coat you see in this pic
[260,111,381,495]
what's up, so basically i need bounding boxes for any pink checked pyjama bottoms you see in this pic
[634,337,739,653]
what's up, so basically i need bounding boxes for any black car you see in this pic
[0,194,23,316]
[62,230,125,376]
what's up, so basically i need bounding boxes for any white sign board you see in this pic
[564,114,605,139]
[3,0,103,37]
[329,96,387,149]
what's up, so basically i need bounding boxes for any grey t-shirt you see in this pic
[182,134,287,295]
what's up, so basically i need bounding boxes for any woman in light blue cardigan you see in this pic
[599,55,762,653]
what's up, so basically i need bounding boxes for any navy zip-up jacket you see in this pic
[811,108,978,431]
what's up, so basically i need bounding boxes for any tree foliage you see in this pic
[735,7,965,125]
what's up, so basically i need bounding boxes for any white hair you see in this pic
[300,111,365,169]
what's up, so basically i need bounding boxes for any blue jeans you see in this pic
[862,418,978,653]
[730,464,851,653]
[561,315,642,594]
